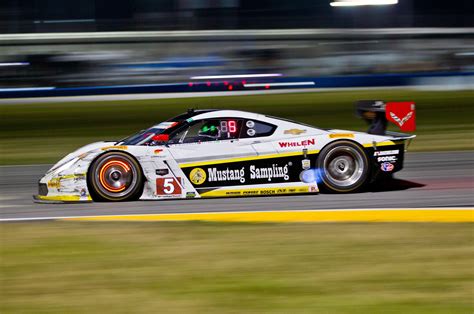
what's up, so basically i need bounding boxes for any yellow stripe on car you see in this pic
[200,186,314,197]
[363,141,395,148]
[362,140,405,148]
[180,150,319,168]
[101,145,128,151]
[329,133,354,138]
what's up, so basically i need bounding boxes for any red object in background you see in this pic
[151,134,170,142]
[386,102,416,132]
[228,85,233,90]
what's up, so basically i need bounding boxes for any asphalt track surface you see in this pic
[1,151,473,220]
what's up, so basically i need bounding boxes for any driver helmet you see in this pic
[198,121,220,139]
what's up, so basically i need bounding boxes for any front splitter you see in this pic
[33,194,92,204]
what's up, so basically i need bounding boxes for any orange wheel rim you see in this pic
[98,159,132,192]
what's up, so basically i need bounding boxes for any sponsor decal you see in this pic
[48,174,86,188]
[381,162,395,172]
[250,164,289,182]
[182,153,319,187]
[206,164,290,184]
[386,102,416,131]
[377,156,397,162]
[155,168,169,176]
[154,149,163,154]
[80,188,87,197]
[390,111,413,126]
[189,168,207,185]
[186,192,196,198]
[246,120,255,128]
[156,121,178,129]
[156,177,182,195]
[201,187,310,197]
[207,164,290,184]
[302,159,311,170]
[209,167,245,183]
[73,173,86,182]
[374,150,399,156]
[284,129,307,135]
[329,133,354,139]
[247,129,256,136]
[278,138,315,148]
[101,145,128,151]
[47,178,61,188]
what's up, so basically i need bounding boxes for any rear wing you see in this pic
[385,131,416,140]
[356,100,416,137]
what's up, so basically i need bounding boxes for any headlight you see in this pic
[46,157,79,175]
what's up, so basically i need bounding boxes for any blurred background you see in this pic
[1,3,473,313]
[0,0,472,91]
[1,0,473,165]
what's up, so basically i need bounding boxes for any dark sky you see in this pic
[1,0,473,32]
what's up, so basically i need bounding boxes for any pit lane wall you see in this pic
[1,72,473,99]
[1,28,473,98]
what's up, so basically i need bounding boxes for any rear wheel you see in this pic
[88,151,143,202]
[317,141,369,193]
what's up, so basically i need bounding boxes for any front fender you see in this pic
[35,142,127,203]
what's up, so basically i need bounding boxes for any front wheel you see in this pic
[317,141,370,193]
[88,151,144,202]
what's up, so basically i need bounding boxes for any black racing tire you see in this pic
[88,151,144,202]
[317,140,370,193]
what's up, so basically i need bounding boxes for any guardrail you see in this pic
[1,71,472,99]
[1,28,473,44]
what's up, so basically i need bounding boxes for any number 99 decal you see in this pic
[220,120,237,133]
[156,177,182,195]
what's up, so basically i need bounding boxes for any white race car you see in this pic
[35,101,416,202]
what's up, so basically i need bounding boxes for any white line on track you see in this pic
[0,205,24,209]
[0,164,51,168]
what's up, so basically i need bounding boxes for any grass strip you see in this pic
[1,222,473,313]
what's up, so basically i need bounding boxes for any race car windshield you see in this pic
[118,127,167,145]
[118,121,180,145]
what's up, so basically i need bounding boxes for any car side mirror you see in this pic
[152,134,169,143]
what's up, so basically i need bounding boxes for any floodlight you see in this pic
[330,0,398,7]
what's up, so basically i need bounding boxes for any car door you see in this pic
[167,118,258,164]
[238,118,278,157]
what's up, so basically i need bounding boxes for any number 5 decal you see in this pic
[156,177,182,195]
